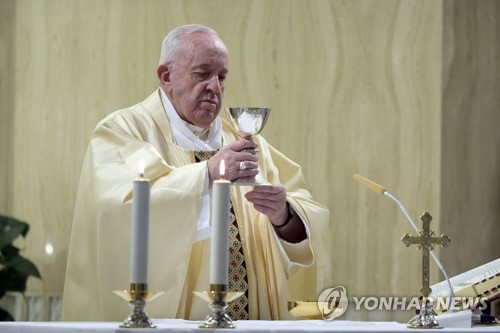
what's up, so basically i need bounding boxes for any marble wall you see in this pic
[0,0,498,322]
[0,0,15,215]
[441,0,500,277]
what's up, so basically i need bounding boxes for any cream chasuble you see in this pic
[62,89,330,321]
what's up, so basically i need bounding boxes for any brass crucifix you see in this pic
[401,212,451,297]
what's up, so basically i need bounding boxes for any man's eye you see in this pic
[194,72,209,80]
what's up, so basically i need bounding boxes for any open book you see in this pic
[430,258,500,314]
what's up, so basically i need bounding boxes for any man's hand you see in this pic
[246,185,307,243]
[207,139,259,182]
[244,185,288,226]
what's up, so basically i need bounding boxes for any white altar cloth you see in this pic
[0,319,499,333]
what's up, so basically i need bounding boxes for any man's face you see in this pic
[158,33,229,128]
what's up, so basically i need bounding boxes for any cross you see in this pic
[401,212,450,297]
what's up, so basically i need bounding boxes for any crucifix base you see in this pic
[407,299,442,329]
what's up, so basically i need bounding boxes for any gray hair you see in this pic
[158,24,219,65]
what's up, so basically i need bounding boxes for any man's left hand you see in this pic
[244,185,288,226]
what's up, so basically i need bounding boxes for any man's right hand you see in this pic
[207,139,259,183]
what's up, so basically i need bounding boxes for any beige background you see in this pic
[0,0,498,321]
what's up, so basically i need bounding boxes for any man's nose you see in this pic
[206,76,222,93]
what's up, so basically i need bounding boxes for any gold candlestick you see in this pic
[194,284,244,329]
[113,283,163,328]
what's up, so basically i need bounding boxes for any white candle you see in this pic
[210,160,231,285]
[130,159,150,284]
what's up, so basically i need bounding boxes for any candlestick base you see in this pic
[194,284,244,329]
[113,283,164,328]
[407,298,442,329]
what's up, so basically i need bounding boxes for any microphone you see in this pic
[353,174,455,311]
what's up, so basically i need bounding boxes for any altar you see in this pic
[0,319,499,333]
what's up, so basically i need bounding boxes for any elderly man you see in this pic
[62,24,329,321]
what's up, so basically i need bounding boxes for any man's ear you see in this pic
[157,64,170,85]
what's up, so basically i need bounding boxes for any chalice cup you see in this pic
[225,107,271,186]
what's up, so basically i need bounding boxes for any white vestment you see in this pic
[62,89,330,321]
